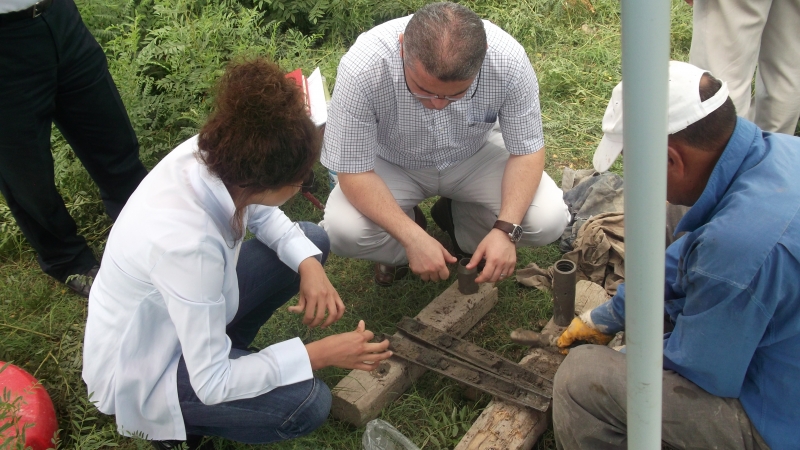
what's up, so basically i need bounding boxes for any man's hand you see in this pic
[405,229,458,282]
[305,320,393,371]
[288,256,345,328]
[472,228,517,283]
[556,317,614,354]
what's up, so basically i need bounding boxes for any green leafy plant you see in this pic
[422,406,479,450]
[66,395,118,449]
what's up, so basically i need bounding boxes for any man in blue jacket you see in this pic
[553,61,800,450]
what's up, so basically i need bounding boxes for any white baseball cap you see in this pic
[592,61,730,172]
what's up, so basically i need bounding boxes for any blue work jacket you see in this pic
[591,118,800,449]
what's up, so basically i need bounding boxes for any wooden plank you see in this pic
[574,280,611,316]
[330,281,499,426]
[455,281,607,450]
[455,322,564,450]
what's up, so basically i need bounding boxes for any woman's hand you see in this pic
[288,256,346,328]
[305,320,392,371]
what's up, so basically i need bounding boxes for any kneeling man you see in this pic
[321,2,569,286]
[553,61,800,450]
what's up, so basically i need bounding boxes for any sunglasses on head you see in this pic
[294,171,316,194]
[238,171,316,193]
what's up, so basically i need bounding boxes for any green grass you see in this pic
[0,0,694,448]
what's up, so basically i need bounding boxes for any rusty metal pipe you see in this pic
[510,329,558,348]
[457,258,478,294]
[553,259,577,326]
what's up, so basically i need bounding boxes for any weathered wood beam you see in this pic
[455,281,609,450]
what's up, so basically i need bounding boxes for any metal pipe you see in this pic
[552,259,577,326]
[620,0,670,448]
[457,258,478,294]
[509,329,558,348]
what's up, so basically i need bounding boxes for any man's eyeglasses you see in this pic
[402,57,481,102]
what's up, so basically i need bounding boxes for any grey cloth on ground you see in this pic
[517,212,625,297]
[559,168,624,252]
[553,345,770,450]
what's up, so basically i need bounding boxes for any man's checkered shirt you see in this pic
[321,15,545,173]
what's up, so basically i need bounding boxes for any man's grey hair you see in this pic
[403,2,487,81]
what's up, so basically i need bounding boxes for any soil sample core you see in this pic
[553,259,577,326]
[457,258,479,294]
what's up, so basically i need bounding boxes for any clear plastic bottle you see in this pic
[362,419,420,450]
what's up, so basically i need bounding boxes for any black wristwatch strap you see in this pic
[493,220,515,235]
[493,220,523,243]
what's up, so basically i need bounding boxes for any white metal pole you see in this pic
[620,0,670,448]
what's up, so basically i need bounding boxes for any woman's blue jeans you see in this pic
[175,222,332,444]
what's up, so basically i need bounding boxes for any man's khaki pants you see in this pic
[553,345,769,450]
[321,128,570,266]
[689,0,800,134]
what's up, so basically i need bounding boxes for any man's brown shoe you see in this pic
[373,206,426,286]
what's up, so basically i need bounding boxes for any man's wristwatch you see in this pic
[493,220,523,243]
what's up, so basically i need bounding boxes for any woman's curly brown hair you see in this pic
[197,57,320,240]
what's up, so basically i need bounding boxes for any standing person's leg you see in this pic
[688,0,772,120]
[752,0,800,134]
[0,9,98,282]
[552,345,769,450]
[46,0,147,220]
[227,222,329,350]
[177,348,332,444]
[322,161,436,266]
[440,128,569,254]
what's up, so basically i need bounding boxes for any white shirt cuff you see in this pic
[267,337,313,386]
[274,224,322,271]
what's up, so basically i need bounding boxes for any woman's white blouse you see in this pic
[82,136,320,440]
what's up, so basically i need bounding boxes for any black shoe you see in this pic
[65,265,99,298]
[430,198,487,271]
[151,435,212,450]
[412,205,427,230]
[430,197,468,258]
[151,441,185,450]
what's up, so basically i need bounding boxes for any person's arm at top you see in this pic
[472,150,545,283]
[325,61,456,281]
[470,53,544,283]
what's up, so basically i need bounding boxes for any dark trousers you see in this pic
[553,345,769,450]
[177,223,332,444]
[0,0,147,282]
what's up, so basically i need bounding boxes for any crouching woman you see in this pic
[82,58,391,447]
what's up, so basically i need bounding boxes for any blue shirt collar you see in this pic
[676,118,762,234]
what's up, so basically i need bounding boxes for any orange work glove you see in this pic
[556,317,614,354]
